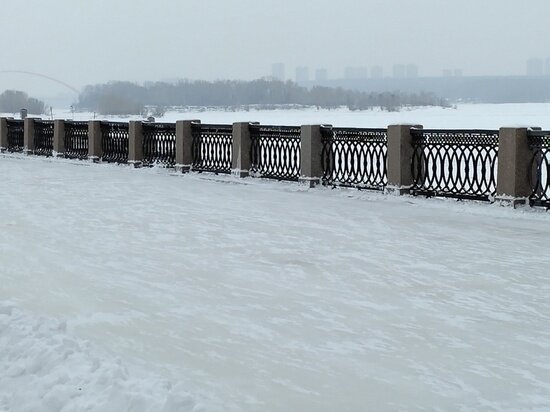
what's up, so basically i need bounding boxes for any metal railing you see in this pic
[64,121,89,159]
[142,122,176,167]
[529,130,550,207]
[250,125,301,181]
[12,119,550,210]
[6,119,24,152]
[101,122,129,163]
[411,129,499,201]
[321,127,387,190]
[33,120,55,156]
[191,123,232,173]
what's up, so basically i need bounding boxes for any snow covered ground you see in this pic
[1,152,550,411]
[0,303,201,412]
[4,102,550,129]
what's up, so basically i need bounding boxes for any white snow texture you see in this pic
[1,105,550,411]
[0,303,202,412]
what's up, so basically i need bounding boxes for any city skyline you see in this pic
[1,0,550,99]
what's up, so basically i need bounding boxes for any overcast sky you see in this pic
[1,0,549,99]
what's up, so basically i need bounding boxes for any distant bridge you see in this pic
[0,70,81,96]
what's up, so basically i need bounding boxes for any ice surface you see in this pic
[5,102,550,129]
[1,153,550,411]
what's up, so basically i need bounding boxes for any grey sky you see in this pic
[1,0,549,99]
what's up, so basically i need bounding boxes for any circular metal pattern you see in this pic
[322,127,387,190]
[191,124,232,174]
[142,123,176,167]
[64,121,89,159]
[411,129,499,201]
[17,120,550,209]
[249,125,301,181]
[6,119,24,152]
[33,120,55,157]
[101,122,129,163]
[529,132,550,207]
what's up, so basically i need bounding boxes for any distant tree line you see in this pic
[0,90,46,115]
[76,79,450,115]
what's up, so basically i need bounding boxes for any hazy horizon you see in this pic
[2,0,550,102]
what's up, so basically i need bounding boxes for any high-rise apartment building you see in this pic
[295,66,310,83]
[271,63,285,81]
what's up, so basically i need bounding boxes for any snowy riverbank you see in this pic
[1,154,550,411]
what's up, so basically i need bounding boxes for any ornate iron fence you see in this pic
[64,121,89,159]
[411,129,499,201]
[142,122,176,167]
[249,125,301,181]
[191,123,232,173]
[6,119,24,152]
[34,120,55,156]
[321,127,387,189]
[528,130,550,207]
[101,122,129,163]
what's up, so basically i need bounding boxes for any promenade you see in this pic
[1,154,549,411]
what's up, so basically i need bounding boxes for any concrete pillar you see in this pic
[386,124,423,195]
[24,118,36,155]
[299,125,324,187]
[495,127,532,207]
[128,121,143,167]
[231,122,254,178]
[0,118,8,151]
[53,120,65,156]
[175,120,200,173]
[88,120,102,161]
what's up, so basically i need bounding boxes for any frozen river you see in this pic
[5,102,550,130]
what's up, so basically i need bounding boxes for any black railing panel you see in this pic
[64,121,89,159]
[101,122,129,163]
[322,127,387,190]
[142,122,176,167]
[191,124,232,173]
[529,131,550,207]
[6,119,24,152]
[411,129,499,201]
[250,125,301,181]
[34,120,55,156]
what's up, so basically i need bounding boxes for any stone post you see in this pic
[299,125,324,187]
[175,120,200,173]
[495,127,532,207]
[88,120,102,162]
[24,118,36,155]
[231,122,254,178]
[0,118,8,151]
[386,124,423,195]
[128,121,143,167]
[53,119,65,157]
